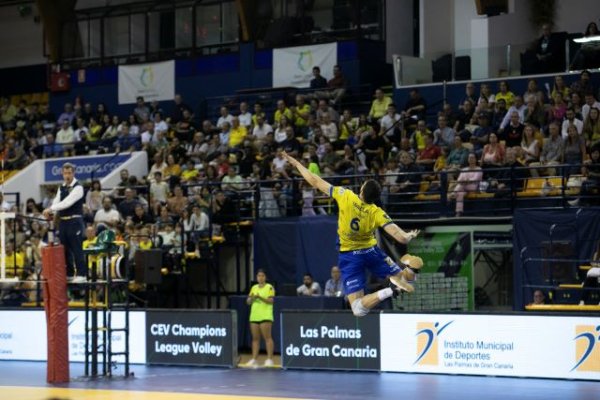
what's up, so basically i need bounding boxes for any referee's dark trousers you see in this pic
[59,217,87,277]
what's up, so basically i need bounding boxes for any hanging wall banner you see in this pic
[273,43,337,88]
[118,60,175,104]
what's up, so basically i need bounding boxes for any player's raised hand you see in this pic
[407,229,420,241]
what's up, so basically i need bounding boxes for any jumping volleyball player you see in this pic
[282,151,423,317]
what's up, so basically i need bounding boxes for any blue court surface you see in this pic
[0,361,598,400]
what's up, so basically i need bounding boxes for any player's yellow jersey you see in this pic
[330,186,393,251]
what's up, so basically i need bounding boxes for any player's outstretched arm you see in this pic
[383,223,420,245]
[281,151,332,196]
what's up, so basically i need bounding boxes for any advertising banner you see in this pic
[118,60,175,104]
[146,310,237,367]
[281,311,380,371]
[407,231,474,310]
[380,313,600,381]
[272,43,337,88]
[44,154,131,182]
[0,310,146,363]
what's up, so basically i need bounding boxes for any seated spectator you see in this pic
[369,88,393,121]
[390,151,421,199]
[416,133,441,172]
[167,185,189,216]
[570,70,595,98]
[410,120,431,152]
[402,88,427,122]
[188,204,210,235]
[520,124,541,165]
[582,93,600,121]
[453,100,475,134]
[212,190,237,225]
[569,144,600,207]
[570,22,600,70]
[291,95,311,136]
[469,113,492,156]
[310,66,327,89]
[274,100,293,129]
[499,96,526,132]
[320,113,339,143]
[85,180,105,216]
[94,197,122,227]
[163,154,182,186]
[148,153,167,183]
[316,99,339,123]
[547,91,567,124]
[495,81,515,107]
[532,289,547,305]
[217,106,233,129]
[433,115,456,149]
[221,167,245,195]
[324,266,344,297]
[118,188,142,220]
[583,107,600,148]
[564,123,587,175]
[131,203,154,225]
[113,125,139,153]
[569,92,584,119]
[296,273,322,296]
[551,75,570,103]
[356,124,384,167]
[502,111,525,148]
[481,133,505,172]
[523,97,546,130]
[450,153,482,217]
[478,83,496,110]
[150,171,169,204]
[446,136,469,175]
[490,148,527,197]
[459,82,478,109]
[523,79,542,104]
[338,109,358,143]
[42,133,63,158]
[4,138,27,169]
[252,114,273,149]
[55,119,76,155]
[282,127,302,157]
[491,98,508,131]
[530,122,564,177]
[180,159,200,183]
[379,103,402,145]
[561,107,584,139]
[334,145,358,175]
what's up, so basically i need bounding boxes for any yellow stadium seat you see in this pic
[517,176,564,197]
[40,92,50,104]
[10,95,20,106]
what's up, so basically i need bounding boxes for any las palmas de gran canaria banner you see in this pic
[118,60,175,104]
[273,43,337,88]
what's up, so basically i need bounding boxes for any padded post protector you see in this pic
[41,245,69,383]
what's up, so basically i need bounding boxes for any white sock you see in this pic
[377,287,393,301]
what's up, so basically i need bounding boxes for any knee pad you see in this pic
[588,267,600,278]
[351,298,369,317]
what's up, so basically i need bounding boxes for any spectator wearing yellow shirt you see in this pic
[368,88,393,121]
[180,159,199,183]
[82,226,99,270]
[138,228,153,250]
[4,242,25,278]
[163,154,182,184]
[251,103,266,126]
[273,100,293,129]
[229,117,248,148]
[495,80,515,107]
[291,95,311,135]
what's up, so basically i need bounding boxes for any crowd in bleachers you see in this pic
[1,64,600,292]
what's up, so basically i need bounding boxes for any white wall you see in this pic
[0,5,45,68]
[419,0,454,59]
[386,0,414,62]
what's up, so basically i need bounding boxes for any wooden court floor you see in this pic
[0,361,598,400]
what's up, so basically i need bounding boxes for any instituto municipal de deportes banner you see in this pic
[380,313,600,381]
[118,60,175,104]
[272,43,337,88]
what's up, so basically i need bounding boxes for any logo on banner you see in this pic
[572,325,600,372]
[140,66,154,88]
[297,50,314,72]
[415,321,453,365]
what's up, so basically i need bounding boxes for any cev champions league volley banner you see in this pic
[272,43,337,88]
[118,60,175,104]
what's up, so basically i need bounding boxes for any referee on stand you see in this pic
[43,162,87,282]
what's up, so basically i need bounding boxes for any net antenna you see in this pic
[0,158,17,283]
